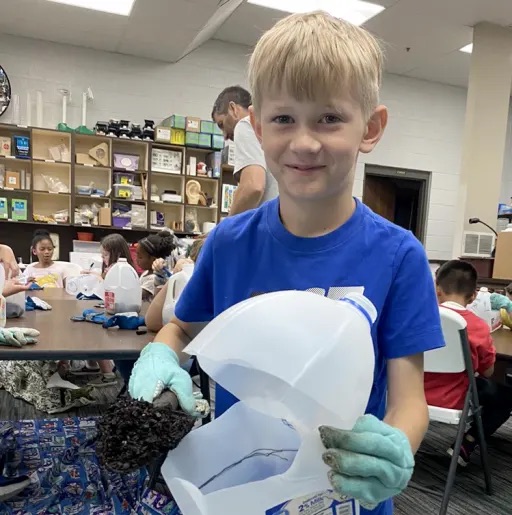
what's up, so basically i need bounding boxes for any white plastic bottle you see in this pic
[162,291,377,515]
[103,258,142,315]
[0,265,6,328]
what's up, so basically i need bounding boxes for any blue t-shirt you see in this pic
[175,197,444,515]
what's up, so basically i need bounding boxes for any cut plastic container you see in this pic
[162,264,194,324]
[65,274,104,299]
[162,290,377,515]
[103,258,142,315]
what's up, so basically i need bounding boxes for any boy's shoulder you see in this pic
[211,202,269,243]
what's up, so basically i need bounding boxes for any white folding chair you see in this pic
[422,306,492,514]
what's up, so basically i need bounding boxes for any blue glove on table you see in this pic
[319,415,414,510]
[128,342,199,416]
[103,313,145,330]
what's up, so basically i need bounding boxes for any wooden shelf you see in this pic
[0,123,232,235]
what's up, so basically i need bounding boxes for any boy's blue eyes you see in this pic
[271,114,343,124]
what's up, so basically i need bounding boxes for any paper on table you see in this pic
[46,372,80,390]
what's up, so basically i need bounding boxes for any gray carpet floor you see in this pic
[0,385,510,514]
[396,419,512,514]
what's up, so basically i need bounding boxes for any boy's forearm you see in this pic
[153,322,192,364]
[384,399,429,453]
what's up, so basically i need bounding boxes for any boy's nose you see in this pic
[289,128,322,155]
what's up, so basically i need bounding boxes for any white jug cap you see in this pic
[118,258,127,262]
[185,290,375,430]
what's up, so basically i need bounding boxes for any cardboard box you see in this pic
[155,126,171,143]
[200,120,215,134]
[11,198,27,221]
[185,132,200,147]
[99,207,111,226]
[212,134,224,150]
[161,114,186,129]
[198,133,212,148]
[5,171,20,189]
[171,128,185,146]
[206,151,222,178]
[186,117,201,133]
[221,143,235,167]
[0,137,11,157]
[493,231,512,279]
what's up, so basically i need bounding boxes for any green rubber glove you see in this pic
[0,328,40,347]
[319,415,414,510]
[128,342,198,416]
[490,293,512,313]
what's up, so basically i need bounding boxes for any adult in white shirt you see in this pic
[211,86,278,215]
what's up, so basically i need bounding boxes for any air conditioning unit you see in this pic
[462,231,495,257]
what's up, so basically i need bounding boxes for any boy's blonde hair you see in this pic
[248,11,383,120]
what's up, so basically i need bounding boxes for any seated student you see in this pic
[136,230,176,301]
[425,260,512,466]
[0,243,19,277]
[24,230,67,288]
[145,235,206,332]
[76,233,136,387]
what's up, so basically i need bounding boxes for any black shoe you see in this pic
[447,436,478,467]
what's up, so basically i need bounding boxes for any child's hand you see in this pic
[172,258,193,274]
[319,415,414,509]
[152,258,166,273]
[3,278,32,297]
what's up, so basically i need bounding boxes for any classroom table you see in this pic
[492,327,512,359]
[2,289,150,360]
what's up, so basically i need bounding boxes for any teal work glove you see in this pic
[319,415,414,510]
[490,293,512,312]
[128,342,199,416]
[0,327,40,347]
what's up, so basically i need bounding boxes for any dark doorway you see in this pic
[363,165,431,243]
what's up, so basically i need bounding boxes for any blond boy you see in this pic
[129,11,444,513]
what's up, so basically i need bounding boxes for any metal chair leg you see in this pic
[472,407,493,495]
[439,391,471,515]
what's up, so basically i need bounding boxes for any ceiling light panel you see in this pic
[247,0,385,26]
[47,0,136,16]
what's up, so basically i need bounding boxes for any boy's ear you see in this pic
[249,106,262,144]
[360,105,388,154]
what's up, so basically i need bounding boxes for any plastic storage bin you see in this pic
[113,184,134,199]
[162,290,376,515]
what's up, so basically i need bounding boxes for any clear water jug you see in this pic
[103,258,142,314]
[162,290,376,515]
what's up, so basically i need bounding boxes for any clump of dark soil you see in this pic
[96,396,195,473]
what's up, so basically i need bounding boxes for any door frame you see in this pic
[363,164,431,243]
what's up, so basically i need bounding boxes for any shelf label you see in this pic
[17,125,28,128]
[5,155,15,159]
[45,159,55,163]
[84,163,94,167]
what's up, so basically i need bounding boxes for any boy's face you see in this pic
[251,90,387,203]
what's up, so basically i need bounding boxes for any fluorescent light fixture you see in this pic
[460,43,473,54]
[47,0,136,16]
[247,0,385,26]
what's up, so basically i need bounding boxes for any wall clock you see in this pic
[0,66,11,118]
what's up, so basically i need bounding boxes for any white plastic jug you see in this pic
[103,258,142,315]
[468,287,502,332]
[66,274,105,299]
[162,264,194,324]
[162,290,376,515]
[0,265,5,327]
